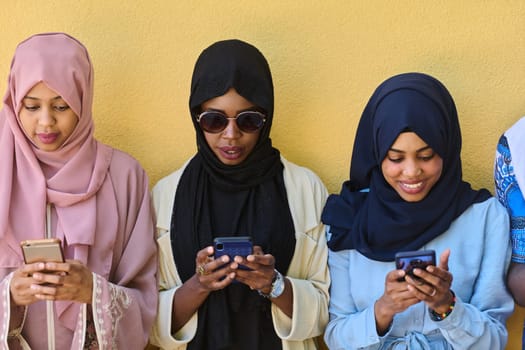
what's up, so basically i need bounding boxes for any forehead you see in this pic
[24,82,62,99]
[201,88,255,113]
[390,132,430,151]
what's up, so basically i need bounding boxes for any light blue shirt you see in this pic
[324,198,513,350]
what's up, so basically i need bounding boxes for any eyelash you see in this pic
[419,154,435,161]
[388,154,435,163]
[23,105,70,112]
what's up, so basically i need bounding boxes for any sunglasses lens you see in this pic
[199,112,228,133]
[237,112,265,133]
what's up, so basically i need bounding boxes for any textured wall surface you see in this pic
[1,1,525,349]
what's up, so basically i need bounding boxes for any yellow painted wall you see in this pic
[1,1,525,348]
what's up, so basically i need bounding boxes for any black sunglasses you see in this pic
[196,110,266,134]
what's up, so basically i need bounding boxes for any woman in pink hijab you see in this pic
[0,33,158,349]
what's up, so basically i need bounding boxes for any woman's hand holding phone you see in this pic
[374,268,422,335]
[194,236,257,291]
[194,246,237,292]
[375,249,454,334]
[192,244,294,318]
[11,260,94,305]
[10,239,94,305]
[405,249,454,313]
[33,260,93,304]
[193,242,275,293]
[232,245,276,293]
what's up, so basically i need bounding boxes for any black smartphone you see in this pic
[395,249,436,281]
[214,236,253,270]
[21,238,64,264]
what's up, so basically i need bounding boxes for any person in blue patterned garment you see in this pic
[494,116,525,350]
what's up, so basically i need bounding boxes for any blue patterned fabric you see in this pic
[494,134,525,350]
[495,135,525,264]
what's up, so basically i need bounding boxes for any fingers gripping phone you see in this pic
[214,236,253,270]
[395,249,436,281]
[21,238,64,264]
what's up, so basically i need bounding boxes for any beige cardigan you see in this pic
[149,156,330,350]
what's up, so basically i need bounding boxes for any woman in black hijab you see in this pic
[322,73,513,349]
[149,39,330,350]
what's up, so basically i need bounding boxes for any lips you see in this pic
[398,181,425,194]
[219,146,243,160]
[37,132,59,144]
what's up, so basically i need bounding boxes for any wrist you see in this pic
[432,290,454,313]
[374,299,394,335]
[190,274,212,295]
[374,298,395,322]
[429,290,456,321]
[258,269,285,299]
[8,294,26,333]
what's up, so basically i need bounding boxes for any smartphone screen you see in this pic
[395,249,436,281]
[21,238,64,264]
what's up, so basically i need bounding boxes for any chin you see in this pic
[400,192,428,202]
[219,157,245,166]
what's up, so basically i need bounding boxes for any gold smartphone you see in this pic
[21,238,64,264]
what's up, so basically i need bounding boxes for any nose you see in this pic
[403,159,422,177]
[221,118,242,139]
[38,108,56,127]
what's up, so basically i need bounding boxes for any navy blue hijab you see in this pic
[321,72,491,261]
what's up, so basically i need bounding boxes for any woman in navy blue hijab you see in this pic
[323,72,513,349]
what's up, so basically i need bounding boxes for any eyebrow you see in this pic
[23,95,63,101]
[204,106,259,114]
[389,145,432,153]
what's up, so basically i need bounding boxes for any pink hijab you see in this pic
[0,33,113,266]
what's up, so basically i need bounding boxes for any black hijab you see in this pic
[321,72,490,261]
[171,39,295,350]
